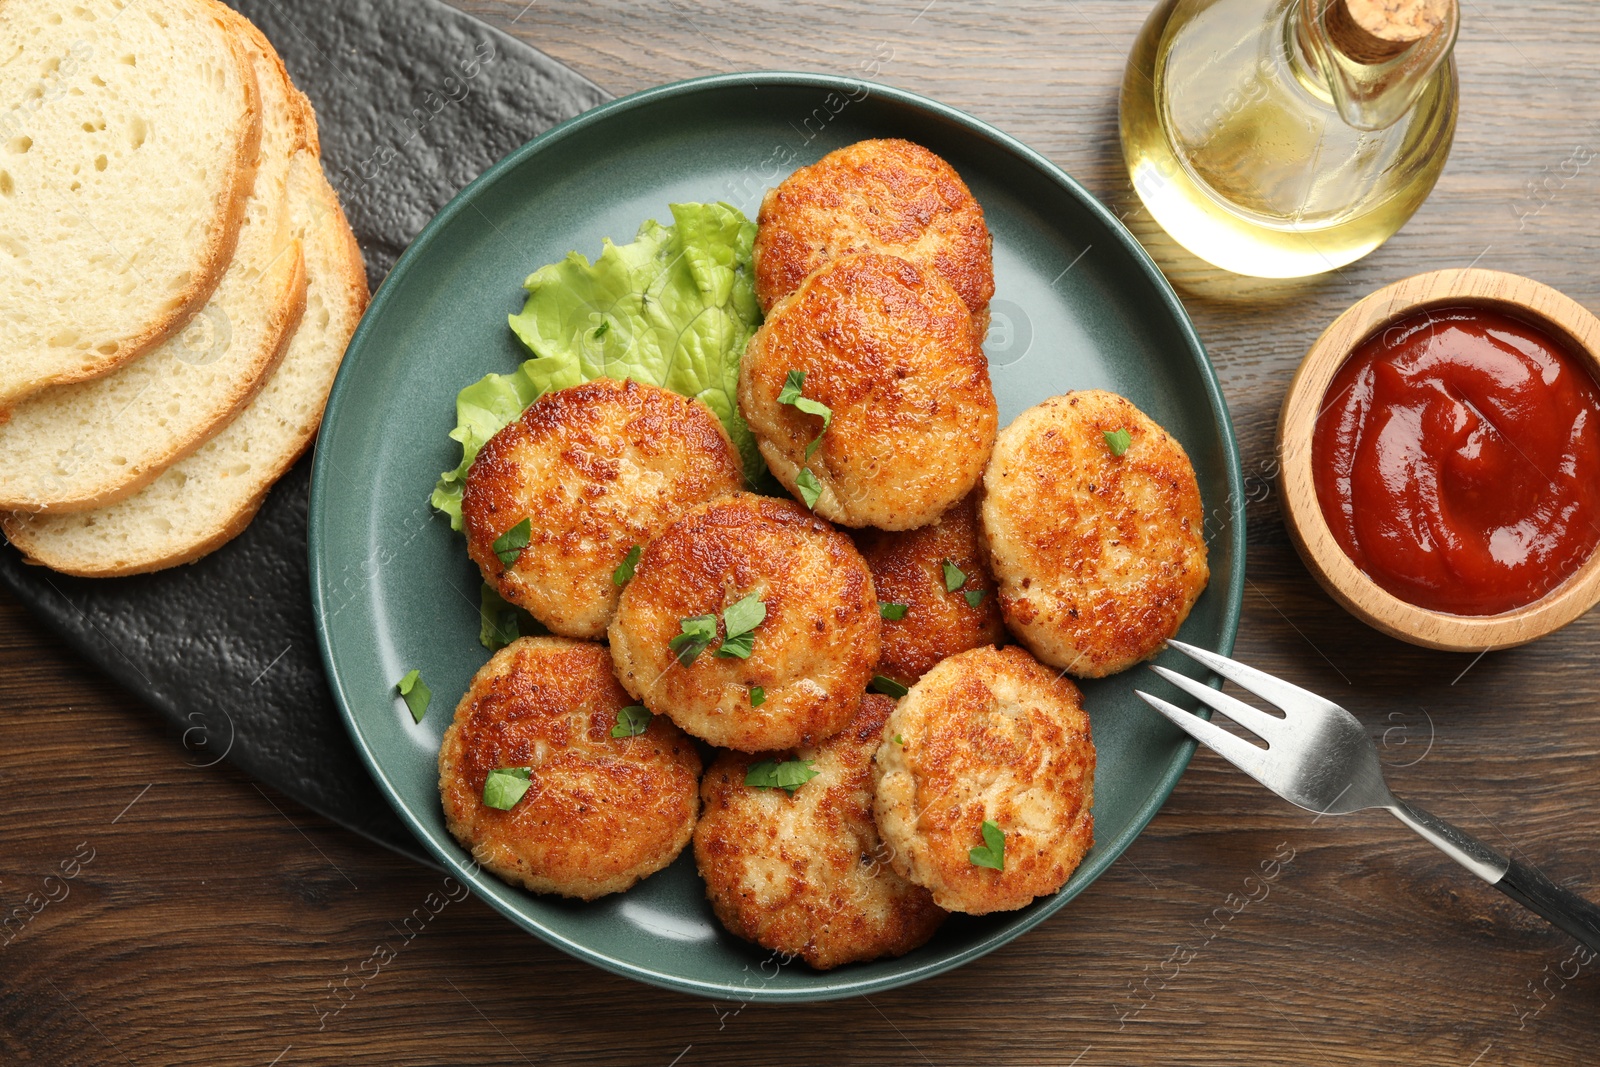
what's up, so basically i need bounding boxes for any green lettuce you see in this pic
[431,202,764,529]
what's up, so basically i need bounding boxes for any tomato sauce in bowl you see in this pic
[1312,306,1600,616]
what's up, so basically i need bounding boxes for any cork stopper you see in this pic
[1325,0,1452,63]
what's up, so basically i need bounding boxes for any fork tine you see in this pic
[1147,663,1288,744]
[1166,639,1344,717]
[1135,689,1278,785]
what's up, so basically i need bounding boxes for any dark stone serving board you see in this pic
[0,0,610,865]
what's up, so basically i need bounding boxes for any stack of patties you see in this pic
[0,0,368,576]
[437,139,1212,972]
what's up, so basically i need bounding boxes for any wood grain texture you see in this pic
[1279,268,1600,651]
[5,1,1600,1063]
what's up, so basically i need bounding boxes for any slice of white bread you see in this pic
[3,154,369,575]
[0,0,263,405]
[0,12,313,514]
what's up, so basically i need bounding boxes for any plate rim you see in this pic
[308,69,1247,1002]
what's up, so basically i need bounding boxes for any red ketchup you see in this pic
[1312,306,1600,616]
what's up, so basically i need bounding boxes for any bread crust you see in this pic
[0,157,368,576]
[0,0,266,405]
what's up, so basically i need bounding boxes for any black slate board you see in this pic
[0,0,610,865]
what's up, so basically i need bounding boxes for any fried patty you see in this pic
[873,645,1095,915]
[754,138,994,332]
[739,253,997,530]
[694,693,946,970]
[853,491,1007,685]
[437,637,702,900]
[607,492,880,752]
[980,391,1209,678]
[461,378,744,639]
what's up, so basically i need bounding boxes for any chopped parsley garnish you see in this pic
[592,319,610,339]
[611,705,652,738]
[715,593,767,659]
[721,594,766,638]
[878,601,909,621]
[745,758,819,795]
[670,614,718,666]
[479,582,520,651]
[673,595,767,664]
[869,675,909,698]
[396,670,432,723]
[776,370,834,460]
[892,734,905,746]
[941,560,966,593]
[611,544,642,586]
[1104,428,1133,457]
[483,766,533,810]
[749,686,766,707]
[795,467,823,509]
[493,517,532,566]
[964,589,985,609]
[969,820,1006,870]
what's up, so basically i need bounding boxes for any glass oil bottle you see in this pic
[1119,0,1459,278]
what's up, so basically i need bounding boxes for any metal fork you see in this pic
[1136,640,1600,952]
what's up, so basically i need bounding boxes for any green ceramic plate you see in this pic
[309,72,1245,1002]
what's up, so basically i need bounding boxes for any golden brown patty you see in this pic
[608,492,880,752]
[461,378,744,639]
[437,637,702,900]
[873,645,1095,915]
[694,694,946,970]
[739,253,997,530]
[754,138,994,328]
[853,492,1007,685]
[980,391,1210,678]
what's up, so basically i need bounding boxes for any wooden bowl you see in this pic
[1278,268,1600,651]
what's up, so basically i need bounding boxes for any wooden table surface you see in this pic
[6,1,1600,1063]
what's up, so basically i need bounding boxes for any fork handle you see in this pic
[1496,858,1600,954]
[1389,800,1600,953]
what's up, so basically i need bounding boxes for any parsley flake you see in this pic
[969,820,1006,870]
[749,686,766,707]
[963,589,985,609]
[483,766,533,810]
[715,593,767,659]
[795,467,823,509]
[479,584,521,652]
[592,319,610,339]
[893,734,905,746]
[1104,428,1133,457]
[670,614,718,666]
[493,517,532,565]
[745,758,819,795]
[879,601,909,621]
[717,631,755,659]
[870,675,909,698]
[611,705,652,738]
[612,544,642,586]
[777,370,834,459]
[396,669,432,723]
[941,560,967,593]
[722,593,766,638]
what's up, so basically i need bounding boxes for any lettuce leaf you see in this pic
[431,202,764,529]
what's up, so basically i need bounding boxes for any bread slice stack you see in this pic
[0,0,369,576]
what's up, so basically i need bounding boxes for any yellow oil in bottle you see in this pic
[1120,0,1457,278]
